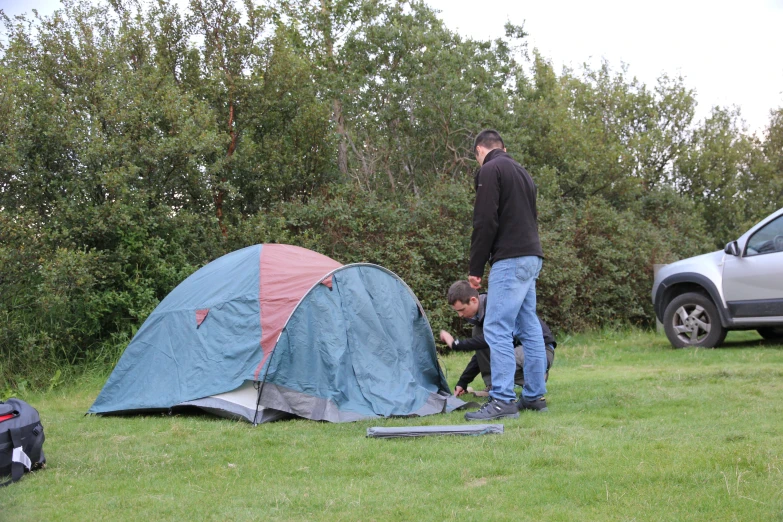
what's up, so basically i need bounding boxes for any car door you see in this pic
[722,214,783,318]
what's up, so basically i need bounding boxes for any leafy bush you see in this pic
[229,182,711,344]
[536,195,710,332]
[3,0,776,389]
[0,180,714,389]
[0,206,223,387]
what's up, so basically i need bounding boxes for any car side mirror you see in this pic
[724,241,740,256]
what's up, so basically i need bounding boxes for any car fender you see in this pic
[654,272,731,327]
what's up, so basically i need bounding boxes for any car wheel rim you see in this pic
[672,304,711,344]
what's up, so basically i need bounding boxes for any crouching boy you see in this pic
[439,281,555,399]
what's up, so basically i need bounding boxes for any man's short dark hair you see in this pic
[473,129,505,153]
[447,280,479,306]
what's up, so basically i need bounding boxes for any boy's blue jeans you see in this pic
[484,256,546,402]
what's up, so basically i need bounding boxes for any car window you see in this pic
[746,215,783,256]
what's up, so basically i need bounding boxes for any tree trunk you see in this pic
[321,0,348,175]
[214,101,236,239]
[333,98,348,175]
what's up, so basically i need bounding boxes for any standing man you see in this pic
[464,129,548,421]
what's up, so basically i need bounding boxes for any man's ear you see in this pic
[470,296,479,305]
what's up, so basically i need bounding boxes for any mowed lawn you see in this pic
[2,330,783,521]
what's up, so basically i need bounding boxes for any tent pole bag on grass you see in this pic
[0,398,46,487]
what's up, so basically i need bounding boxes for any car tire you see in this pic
[757,327,783,341]
[663,292,727,348]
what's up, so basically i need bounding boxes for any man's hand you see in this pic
[454,386,465,397]
[439,330,454,348]
[468,276,482,289]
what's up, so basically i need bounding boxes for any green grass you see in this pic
[3,330,783,521]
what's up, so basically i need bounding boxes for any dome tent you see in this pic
[89,244,464,423]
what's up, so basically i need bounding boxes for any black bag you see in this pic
[0,398,46,487]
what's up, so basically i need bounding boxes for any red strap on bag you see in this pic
[0,413,15,422]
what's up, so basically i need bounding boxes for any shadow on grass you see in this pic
[93,406,234,423]
[717,338,783,350]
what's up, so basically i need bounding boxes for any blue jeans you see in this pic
[484,256,546,402]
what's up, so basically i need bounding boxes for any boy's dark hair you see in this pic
[473,129,504,153]
[447,280,479,306]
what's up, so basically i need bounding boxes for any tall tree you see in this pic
[276,0,523,194]
[759,108,783,208]
[673,107,758,245]
[515,57,696,206]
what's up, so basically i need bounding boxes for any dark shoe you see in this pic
[517,397,548,412]
[464,397,520,421]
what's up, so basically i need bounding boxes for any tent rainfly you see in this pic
[89,244,464,423]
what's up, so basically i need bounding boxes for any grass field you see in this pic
[2,329,783,521]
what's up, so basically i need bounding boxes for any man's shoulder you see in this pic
[478,157,509,181]
[484,152,525,174]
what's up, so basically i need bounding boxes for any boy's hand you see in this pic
[454,386,465,397]
[468,276,482,289]
[439,330,454,348]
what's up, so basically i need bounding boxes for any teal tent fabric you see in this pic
[258,265,450,420]
[90,245,265,414]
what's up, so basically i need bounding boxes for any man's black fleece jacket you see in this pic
[469,149,543,277]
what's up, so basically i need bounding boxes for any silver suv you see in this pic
[652,207,783,348]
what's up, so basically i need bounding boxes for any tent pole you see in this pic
[252,352,275,426]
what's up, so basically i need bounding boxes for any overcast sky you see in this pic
[3,0,783,134]
[427,0,783,134]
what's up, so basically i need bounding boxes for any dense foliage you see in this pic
[1,0,781,387]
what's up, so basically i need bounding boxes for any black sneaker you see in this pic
[464,397,520,421]
[517,397,548,412]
